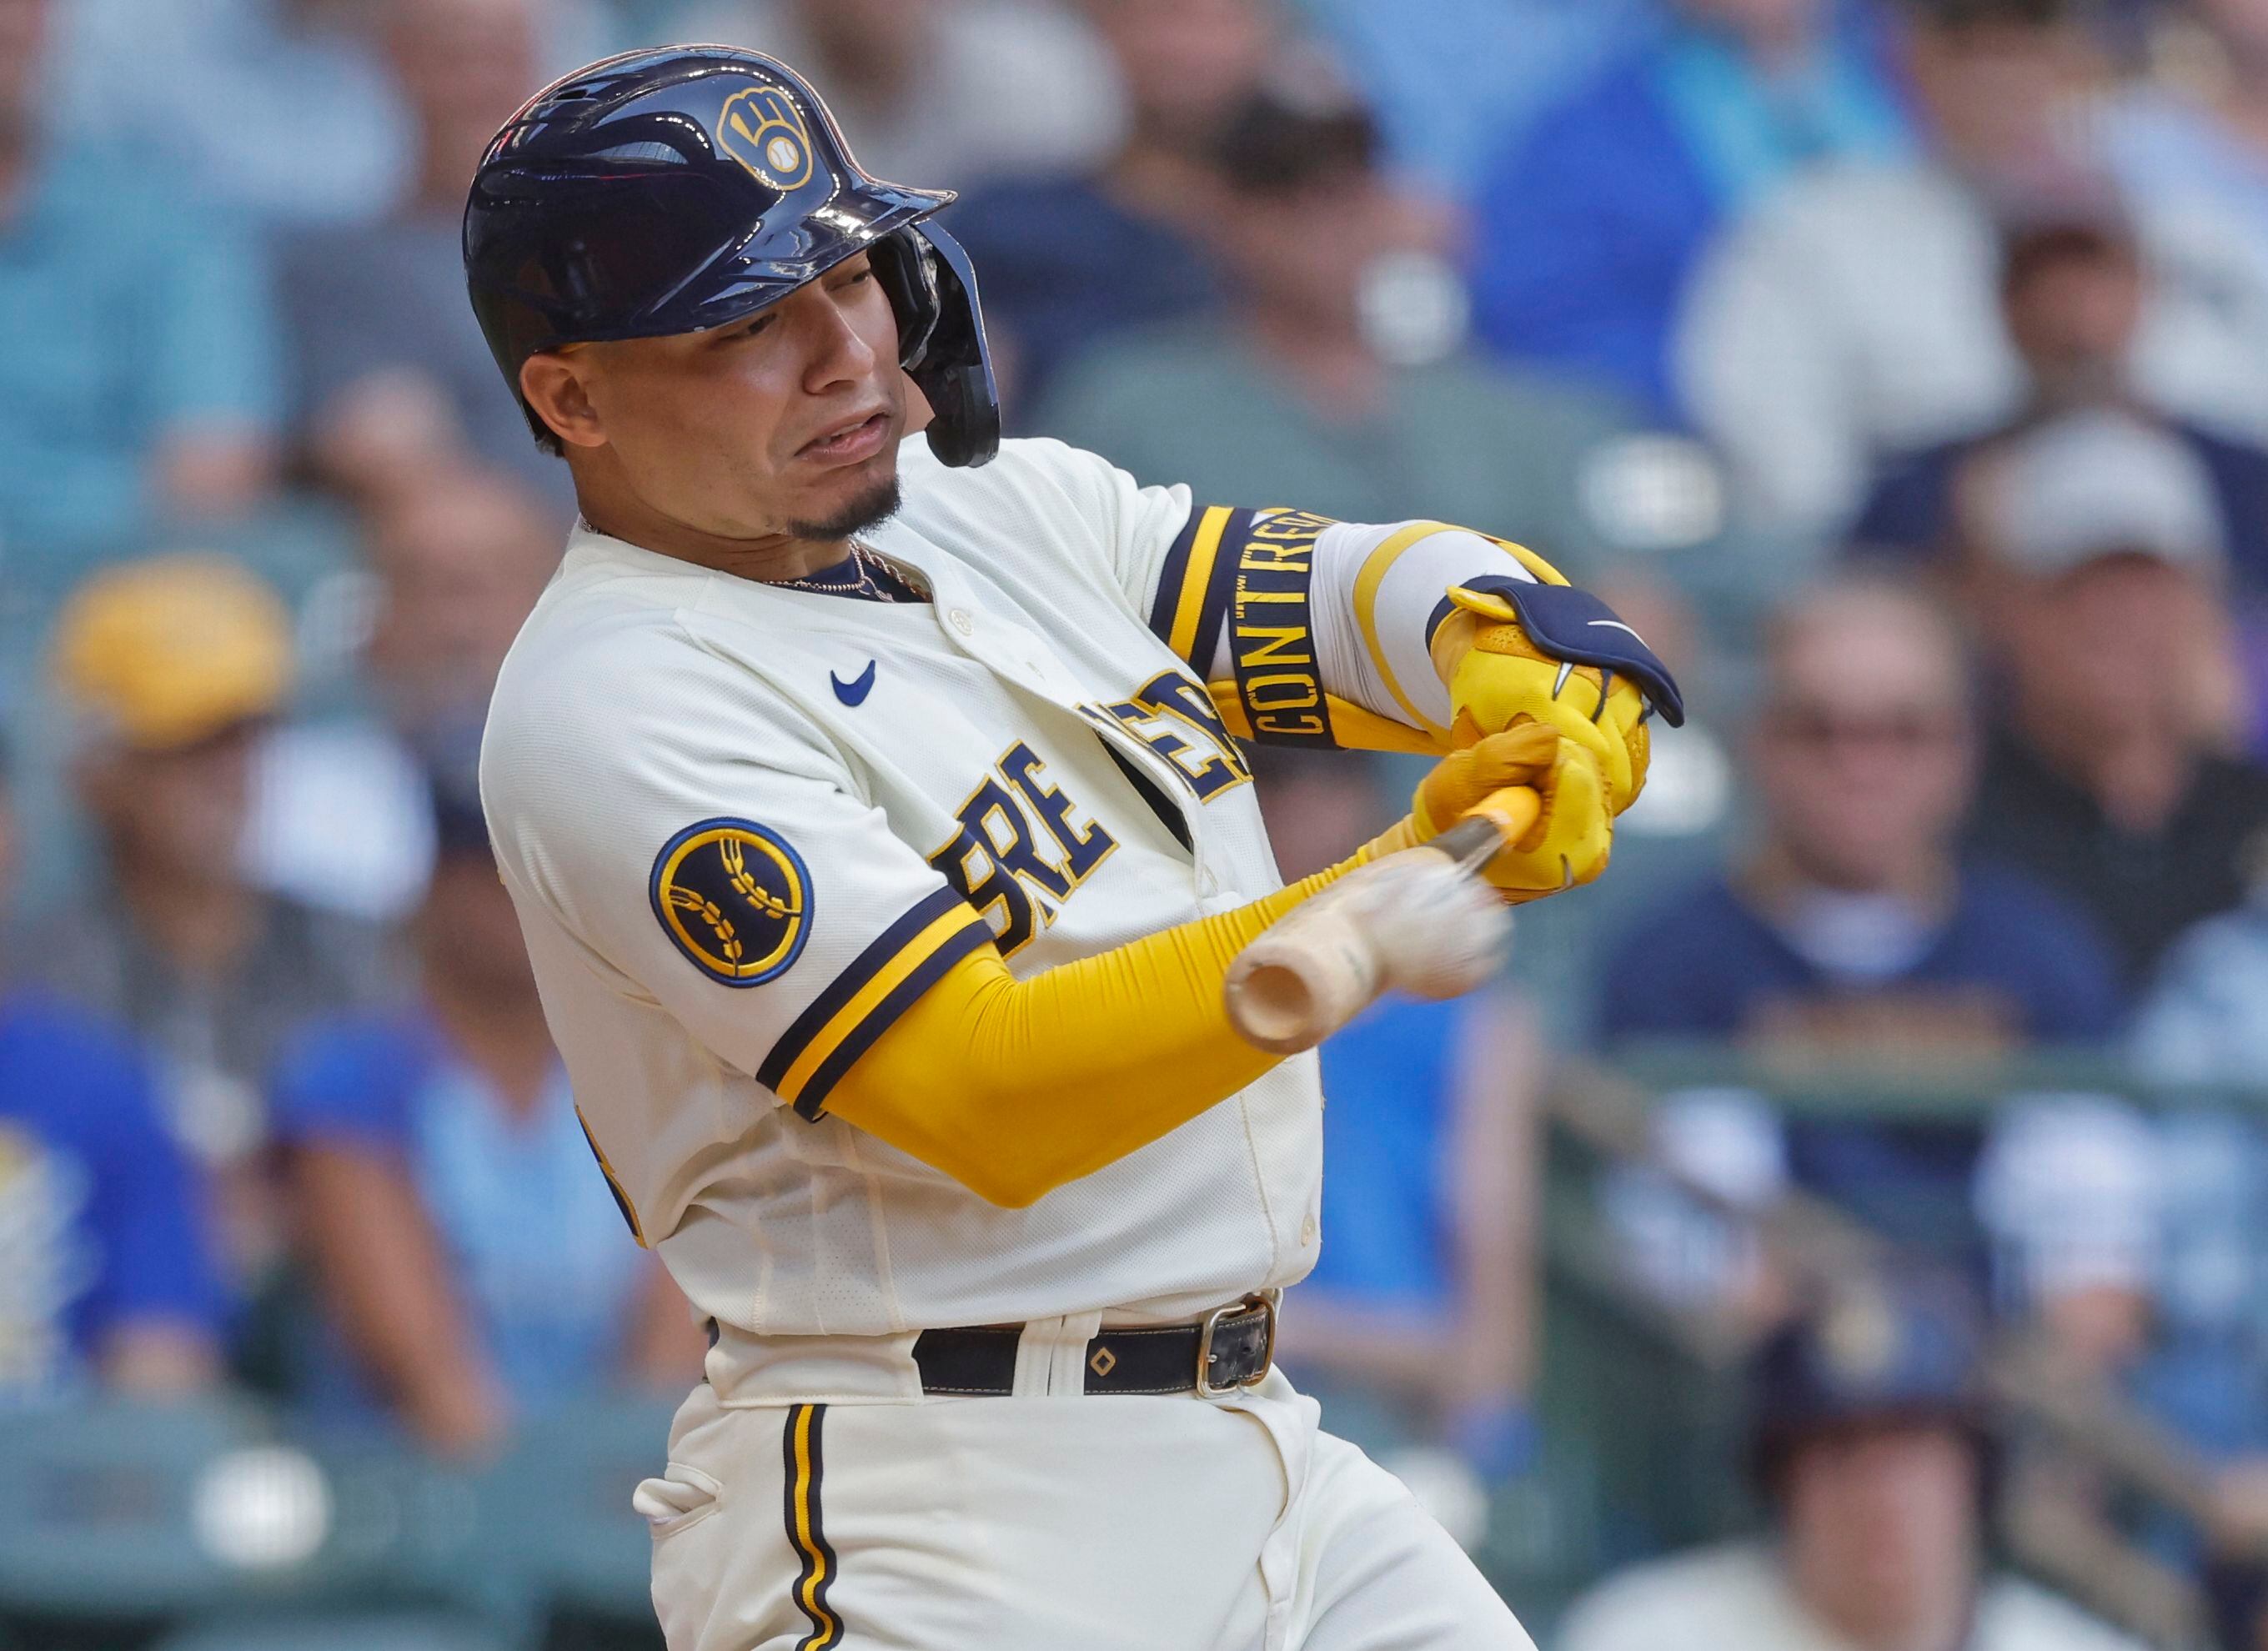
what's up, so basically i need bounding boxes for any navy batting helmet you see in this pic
[463,45,998,468]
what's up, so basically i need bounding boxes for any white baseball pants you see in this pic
[639,1367,1533,1651]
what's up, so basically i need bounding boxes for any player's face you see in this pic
[554,254,907,542]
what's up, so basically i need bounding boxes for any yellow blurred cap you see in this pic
[52,554,294,750]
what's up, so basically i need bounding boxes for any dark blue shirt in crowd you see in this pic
[945,178,1218,420]
[0,989,223,1394]
[1602,862,2122,1045]
[1599,862,2123,1251]
[1854,418,2268,593]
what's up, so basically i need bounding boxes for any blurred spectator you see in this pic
[1470,0,1912,420]
[0,739,223,1398]
[274,775,703,1458]
[1678,0,2268,542]
[676,0,1124,187]
[1853,210,2268,589]
[50,0,413,230]
[362,471,559,755]
[2134,876,2268,1086]
[48,0,620,232]
[1557,1272,2141,1651]
[946,0,1277,411]
[2107,0,2268,216]
[1604,577,2122,1048]
[1305,0,1648,196]
[2125,891,2268,1463]
[2208,1558,2268,1651]
[1603,578,2121,1245]
[1963,412,2268,982]
[1978,1086,2268,1619]
[250,469,561,923]
[1975,1096,2165,1373]
[2102,0,2268,362]
[1253,750,1539,1479]
[1601,1086,1794,1332]
[0,0,283,580]
[34,556,396,1284]
[1036,76,1634,560]
[280,0,574,505]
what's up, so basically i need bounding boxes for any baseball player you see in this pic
[465,45,1683,1651]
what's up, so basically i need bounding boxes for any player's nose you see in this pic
[800,284,882,394]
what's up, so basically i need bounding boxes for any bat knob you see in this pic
[1223,847,1513,1053]
[1225,933,1382,1056]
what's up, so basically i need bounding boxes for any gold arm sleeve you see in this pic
[822,840,1407,1208]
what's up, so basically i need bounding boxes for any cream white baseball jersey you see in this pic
[484,433,1546,1651]
[479,434,1529,1352]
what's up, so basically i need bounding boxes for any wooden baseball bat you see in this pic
[1224,786,1542,1055]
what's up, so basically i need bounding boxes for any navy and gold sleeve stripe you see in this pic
[756,886,992,1121]
[576,1108,647,1248]
[1147,504,1251,670]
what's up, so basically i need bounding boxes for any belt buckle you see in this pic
[1196,1290,1278,1398]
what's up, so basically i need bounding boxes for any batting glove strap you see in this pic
[1429,575,1684,727]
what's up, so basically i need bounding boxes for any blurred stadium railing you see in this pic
[1543,1051,2268,1651]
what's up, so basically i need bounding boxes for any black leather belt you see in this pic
[912,1292,1278,1398]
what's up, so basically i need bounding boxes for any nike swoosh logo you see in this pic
[831,660,877,706]
[1587,618,1648,644]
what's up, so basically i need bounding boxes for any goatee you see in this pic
[788,477,902,542]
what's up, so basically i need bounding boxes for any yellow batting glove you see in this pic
[1432,580,1684,816]
[1399,724,1612,904]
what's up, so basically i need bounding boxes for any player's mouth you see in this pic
[798,409,890,467]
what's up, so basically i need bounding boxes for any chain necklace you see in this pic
[777,540,920,602]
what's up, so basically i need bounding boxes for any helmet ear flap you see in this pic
[873,224,999,469]
[871,230,942,371]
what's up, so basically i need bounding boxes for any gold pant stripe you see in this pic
[783,1402,842,1650]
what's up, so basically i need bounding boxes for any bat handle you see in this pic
[1432,786,1542,872]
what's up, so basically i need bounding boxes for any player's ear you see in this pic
[520,349,608,451]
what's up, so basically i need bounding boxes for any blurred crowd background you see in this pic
[13,0,2268,1646]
